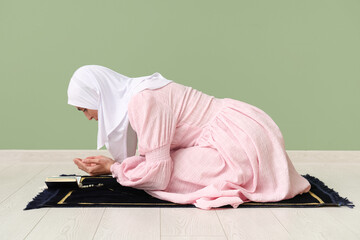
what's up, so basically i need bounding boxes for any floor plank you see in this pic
[93,208,160,240]
[216,208,291,240]
[0,163,48,204]
[0,200,49,240]
[287,151,360,163]
[325,206,360,238]
[295,162,360,187]
[0,163,15,174]
[161,237,227,240]
[0,163,82,240]
[161,208,226,237]
[25,207,105,240]
[0,152,96,240]
[271,208,359,240]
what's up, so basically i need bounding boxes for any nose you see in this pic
[84,113,92,120]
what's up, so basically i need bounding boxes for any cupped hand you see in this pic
[73,155,115,176]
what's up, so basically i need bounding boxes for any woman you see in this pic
[68,65,310,209]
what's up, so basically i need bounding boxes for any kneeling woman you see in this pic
[68,65,310,210]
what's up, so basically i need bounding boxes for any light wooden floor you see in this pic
[0,150,359,240]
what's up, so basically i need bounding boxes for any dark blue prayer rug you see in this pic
[24,174,354,210]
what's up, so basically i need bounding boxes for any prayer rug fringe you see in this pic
[303,174,354,208]
[24,189,60,210]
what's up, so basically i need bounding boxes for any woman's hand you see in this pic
[73,155,115,176]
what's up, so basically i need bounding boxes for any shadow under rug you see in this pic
[24,174,354,210]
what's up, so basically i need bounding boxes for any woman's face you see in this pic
[76,107,98,121]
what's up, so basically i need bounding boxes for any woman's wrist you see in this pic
[109,161,119,176]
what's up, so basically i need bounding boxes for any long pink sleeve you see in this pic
[110,91,175,190]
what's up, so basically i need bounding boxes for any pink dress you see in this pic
[110,82,310,209]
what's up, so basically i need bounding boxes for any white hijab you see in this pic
[67,65,172,162]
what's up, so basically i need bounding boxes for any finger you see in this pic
[87,165,102,176]
[74,159,91,173]
[74,159,85,169]
[73,158,82,165]
[86,155,105,160]
[83,158,101,164]
[75,159,94,167]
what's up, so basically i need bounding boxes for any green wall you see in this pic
[1,0,359,150]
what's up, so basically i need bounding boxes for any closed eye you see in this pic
[77,107,87,112]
